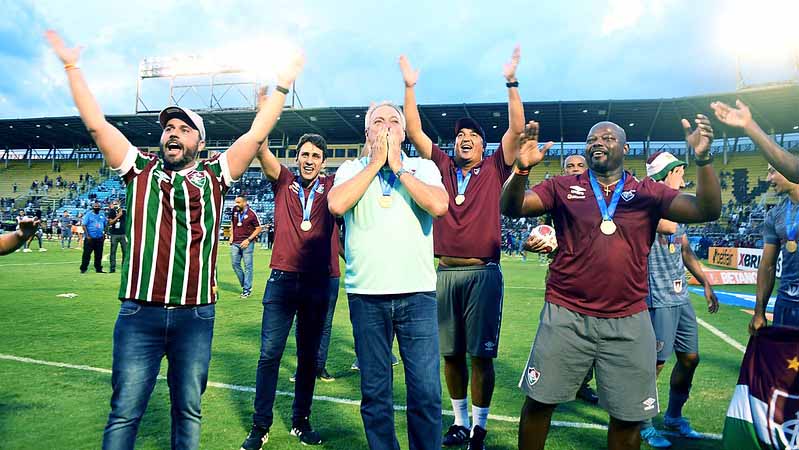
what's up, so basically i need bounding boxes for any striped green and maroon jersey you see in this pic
[113,146,234,305]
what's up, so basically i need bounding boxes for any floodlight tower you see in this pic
[135,55,302,113]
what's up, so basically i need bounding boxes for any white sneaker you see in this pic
[39,248,47,252]
[23,248,32,253]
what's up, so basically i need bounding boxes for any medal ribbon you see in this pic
[588,170,627,223]
[456,169,472,196]
[237,208,248,225]
[378,169,396,197]
[787,200,799,241]
[296,177,320,222]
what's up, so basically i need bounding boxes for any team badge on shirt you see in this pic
[473,168,480,175]
[621,190,636,202]
[187,171,207,189]
[315,184,325,194]
[527,366,541,386]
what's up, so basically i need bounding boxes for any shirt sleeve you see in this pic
[491,142,513,180]
[112,145,155,183]
[414,159,445,189]
[429,144,450,170]
[333,160,362,187]
[273,165,294,195]
[252,210,261,227]
[763,208,779,245]
[649,179,680,216]
[205,152,236,188]
[530,179,557,212]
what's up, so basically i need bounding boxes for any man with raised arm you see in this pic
[327,102,448,450]
[238,133,340,449]
[501,116,720,450]
[46,30,303,450]
[399,48,520,449]
[711,99,799,183]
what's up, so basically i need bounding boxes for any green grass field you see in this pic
[0,241,752,449]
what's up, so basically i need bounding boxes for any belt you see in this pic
[128,299,212,310]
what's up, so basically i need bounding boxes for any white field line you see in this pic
[696,318,747,354]
[0,353,721,439]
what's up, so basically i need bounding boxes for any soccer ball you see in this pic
[529,224,558,253]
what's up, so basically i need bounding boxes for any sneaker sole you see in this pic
[289,430,322,446]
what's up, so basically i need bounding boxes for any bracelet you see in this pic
[514,167,530,176]
[275,85,290,95]
[506,80,519,88]
[64,63,79,71]
[695,154,714,167]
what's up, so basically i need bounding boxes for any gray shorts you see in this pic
[649,303,699,362]
[437,264,503,358]
[519,302,659,421]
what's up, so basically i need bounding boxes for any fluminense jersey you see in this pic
[112,146,234,305]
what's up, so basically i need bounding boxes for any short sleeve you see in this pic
[648,180,680,216]
[429,144,450,171]
[763,209,779,245]
[414,159,445,189]
[112,145,155,183]
[531,179,557,212]
[272,165,294,195]
[333,160,363,187]
[490,143,513,180]
[252,210,261,227]
[205,152,236,187]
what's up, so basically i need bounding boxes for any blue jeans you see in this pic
[774,299,799,328]
[103,300,215,450]
[61,229,72,248]
[253,269,329,429]
[230,243,255,292]
[348,292,442,450]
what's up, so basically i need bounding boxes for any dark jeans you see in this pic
[312,277,339,370]
[81,236,104,272]
[103,300,215,450]
[109,234,127,272]
[253,269,329,429]
[348,292,442,450]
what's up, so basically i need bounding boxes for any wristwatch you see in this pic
[395,168,410,179]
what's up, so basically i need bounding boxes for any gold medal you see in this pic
[455,194,465,205]
[669,243,676,253]
[599,220,617,235]
[378,195,393,208]
[237,222,242,227]
[300,220,312,232]
[787,240,798,253]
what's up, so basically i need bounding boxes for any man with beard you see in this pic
[46,30,303,450]
[238,133,339,449]
[501,116,720,450]
[328,102,448,450]
[399,48,520,449]
[639,151,720,448]
[81,201,108,273]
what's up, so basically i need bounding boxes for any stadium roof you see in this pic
[1,84,798,149]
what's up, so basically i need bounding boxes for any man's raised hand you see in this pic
[399,55,419,88]
[503,46,521,82]
[682,114,714,160]
[516,121,554,170]
[45,30,81,66]
[710,99,753,129]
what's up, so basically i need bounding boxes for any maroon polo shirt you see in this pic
[430,143,513,260]
[270,165,340,277]
[231,207,261,244]
[532,171,679,318]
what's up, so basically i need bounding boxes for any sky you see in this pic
[1,0,798,119]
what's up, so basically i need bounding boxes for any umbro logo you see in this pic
[621,190,636,202]
[567,185,586,200]
[315,184,325,194]
[484,341,496,350]
[153,170,171,185]
[643,397,657,411]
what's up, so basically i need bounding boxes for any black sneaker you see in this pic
[240,425,269,450]
[442,424,470,447]
[316,368,335,382]
[290,418,322,445]
[576,384,599,404]
[466,426,486,450]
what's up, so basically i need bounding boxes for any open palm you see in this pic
[502,46,520,81]
[45,30,81,65]
[517,121,553,170]
[710,99,752,128]
[399,55,419,87]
